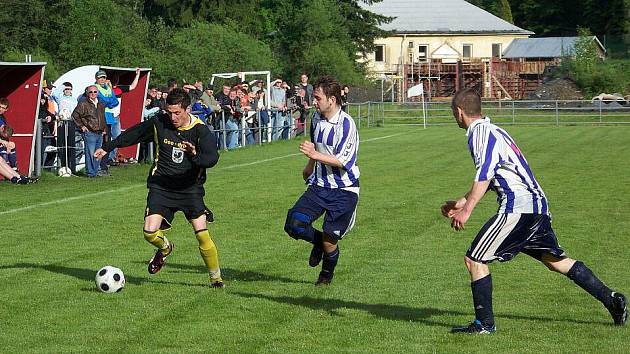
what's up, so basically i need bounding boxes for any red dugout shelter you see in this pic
[0,62,46,176]
[54,65,151,161]
[100,66,151,160]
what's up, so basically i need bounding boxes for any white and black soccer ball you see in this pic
[95,266,125,293]
[58,167,72,177]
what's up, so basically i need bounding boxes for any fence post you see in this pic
[367,102,371,128]
[257,111,262,145]
[34,119,42,177]
[358,104,362,129]
[221,111,227,151]
[555,100,559,127]
[599,100,602,123]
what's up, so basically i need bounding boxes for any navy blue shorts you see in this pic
[288,185,359,240]
[145,188,213,230]
[466,214,566,263]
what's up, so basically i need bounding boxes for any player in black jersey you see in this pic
[95,88,225,288]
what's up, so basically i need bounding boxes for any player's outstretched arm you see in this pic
[100,117,155,155]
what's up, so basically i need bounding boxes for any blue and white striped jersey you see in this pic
[308,108,360,194]
[467,117,548,214]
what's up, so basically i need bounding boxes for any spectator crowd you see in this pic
[1,69,352,183]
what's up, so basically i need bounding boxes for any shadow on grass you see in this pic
[132,261,311,285]
[232,291,610,326]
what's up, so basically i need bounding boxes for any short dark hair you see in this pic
[452,88,481,116]
[167,78,177,89]
[166,88,191,108]
[313,75,343,106]
[0,97,9,107]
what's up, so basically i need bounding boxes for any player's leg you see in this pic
[284,189,325,266]
[144,190,175,274]
[539,254,627,325]
[317,189,359,286]
[452,213,527,334]
[189,211,224,288]
[522,214,627,325]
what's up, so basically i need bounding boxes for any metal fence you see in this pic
[348,100,630,128]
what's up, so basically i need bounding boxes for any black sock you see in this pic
[471,275,494,327]
[321,247,340,277]
[10,176,19,184]
[566,261,613,308]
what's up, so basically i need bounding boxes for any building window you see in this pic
[492,43,502,58]
[463,44,472,60]
[418,45,428,62]
[408,41,414,49]
[375,45,385,62]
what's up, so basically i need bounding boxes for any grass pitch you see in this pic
[1,125,629,353]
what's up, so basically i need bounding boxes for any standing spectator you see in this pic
[57,82,79,173]
[253,89,270,142]
[340,85,349,112]
[167,78,178,92]
[94,70,120,173]
[299,73,314,106]
[270,78,288,141]
[39,91,57,168]
[109,68,141,165]
[251,80,264,94]
[72,85,107,178]
[221,88,241,150]
[292,88,310,137]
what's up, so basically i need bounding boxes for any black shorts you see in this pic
[145,188,213,230]
[466,214,566,263]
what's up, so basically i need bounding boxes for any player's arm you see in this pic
[303,158,315,181]
[449,180,491,231]
[95,118,154,159]
[182,126,219,168]
[299,140,343,167]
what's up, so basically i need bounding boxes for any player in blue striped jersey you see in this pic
[442,88,626,334]
[284,76,359,286]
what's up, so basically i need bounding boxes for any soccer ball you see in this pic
[58,167,72,177]
[95,266,125,293]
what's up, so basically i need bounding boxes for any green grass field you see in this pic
[1,125,629,353]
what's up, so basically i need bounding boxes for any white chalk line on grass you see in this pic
[0,132,407,216]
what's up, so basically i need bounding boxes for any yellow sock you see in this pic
[143,229,171,255]
[195,229,222,281]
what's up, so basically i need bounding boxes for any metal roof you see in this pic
[502,37,605,58]
[363,0,533,35]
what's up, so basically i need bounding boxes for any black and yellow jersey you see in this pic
[102,113,219,194]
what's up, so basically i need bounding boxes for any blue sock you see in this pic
[567,261,612,308]
[321,247,339,276]
[471,275,494,327]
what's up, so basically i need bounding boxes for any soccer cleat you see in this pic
[314,271,333,286]
[147,242,174,274]
[210,280,225,289]
[608,292,627,326]
[308,245,324,267]
[450,319,496,334]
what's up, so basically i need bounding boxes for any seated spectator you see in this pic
[0,156,34,184]
[0,97,17,169]
[0,124,17,170]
